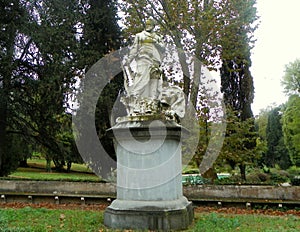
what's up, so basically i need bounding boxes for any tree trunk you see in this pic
[173,35,191,98]
[67,161,72,172]
[0,25,14,176]
[239,164,246,181]
[0,115,7,176]
[190,55,202,108]
[202,167,218,183]
[46,157,52,172]
[53,158,65,172]
[19,159,28,168]
[0,89,7,175]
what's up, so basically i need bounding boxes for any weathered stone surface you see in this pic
[184,185,300,201]
[0,180,116,196]
[109,115,189,141]
[1,181,300,202]
[104,199,193,230]
[104,122,193,230]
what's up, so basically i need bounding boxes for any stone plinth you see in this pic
[104,117,194,230]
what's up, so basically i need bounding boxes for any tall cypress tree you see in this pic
[219,0,258,180]
[220,57,254,120]
[220,0,257,120]
[80,0,121,67]
[79,0,123,160]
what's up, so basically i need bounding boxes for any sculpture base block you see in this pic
[103,199,194,230]
[104,122,193,230]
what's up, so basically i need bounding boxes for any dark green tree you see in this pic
[265,106,291,169]
[78,0,123,162]
[220,0,257,120]
[0,0,29,176]
[282,95,300,167]
[219,0,258,180]
[79,0,121,68]
[254,106,274,167]
[19,0,82,171]
[219,107,260,180]
[0,0,85,174]
[255,106,274,141]
[281,59,300,167]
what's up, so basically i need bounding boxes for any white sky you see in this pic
[251,0,300,115]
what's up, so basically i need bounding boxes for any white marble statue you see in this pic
[121,19,185,122]
[124,19,164,99]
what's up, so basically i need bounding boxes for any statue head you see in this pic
[145,19,155,32]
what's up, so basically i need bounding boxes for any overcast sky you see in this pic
[251,0,300,115]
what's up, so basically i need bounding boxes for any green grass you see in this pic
[25,159,94,173]
[0,208,299,232]
[6,159,101,182]
[0,207,105,232]
[191,213,300,232]
[9,168,101,182]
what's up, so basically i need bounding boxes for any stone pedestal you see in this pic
[104,118,194,230]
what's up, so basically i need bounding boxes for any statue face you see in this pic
[145,20,155,32]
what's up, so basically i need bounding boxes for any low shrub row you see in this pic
[183,166,300,186]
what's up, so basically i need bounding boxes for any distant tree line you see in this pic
[256,59,300,170]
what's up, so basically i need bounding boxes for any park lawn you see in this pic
[193,212,300,232]
[0,207,299,232]
[9,168,101,182]
[25,158,95,173]
[0,207,105,232]
[6,159,101,182]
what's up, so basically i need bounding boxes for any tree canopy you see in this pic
[282,95,300,167]
[282,59,300,96]
[0,0,122,176]
[265,106,291,169]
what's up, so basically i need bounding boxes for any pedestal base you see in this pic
[104,197,194,230]
[104,121,193,230]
